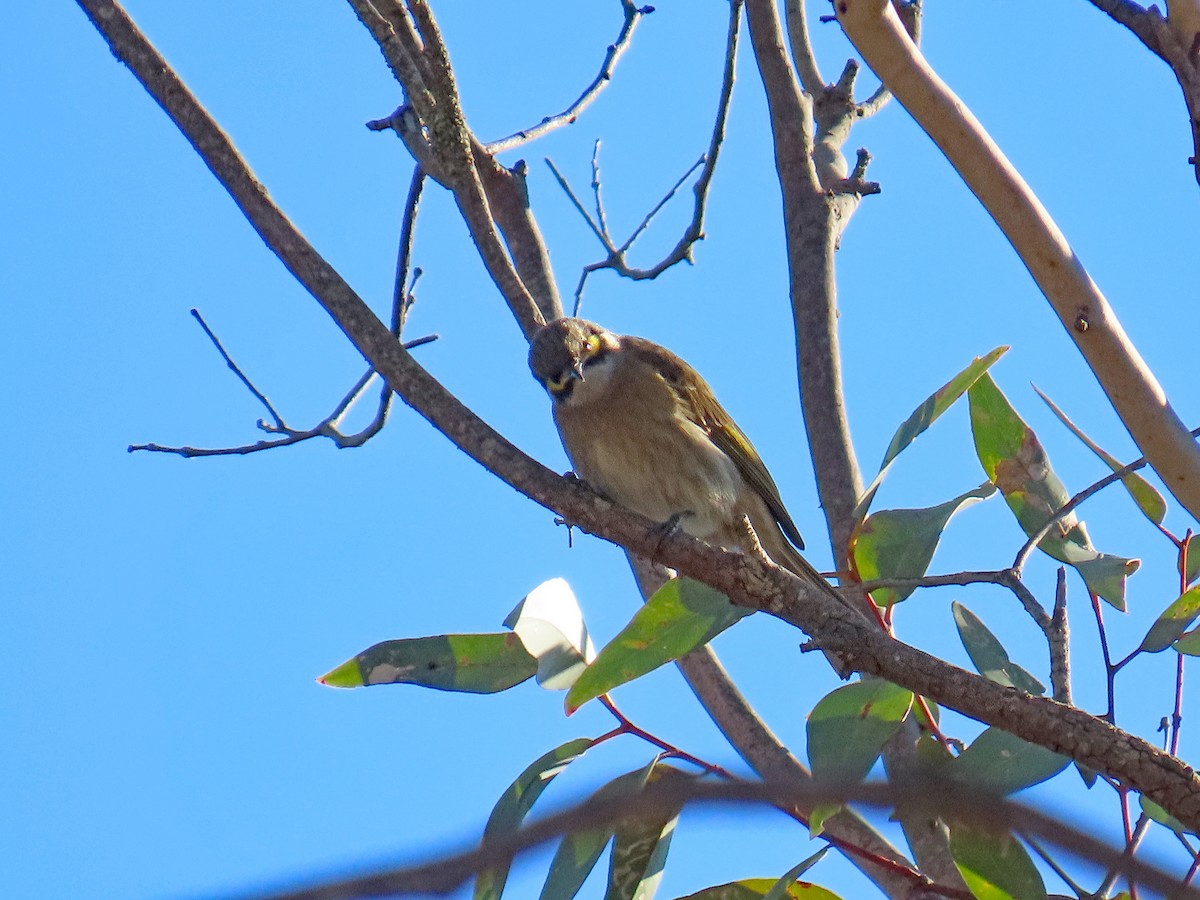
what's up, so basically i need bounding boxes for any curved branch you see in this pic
[485,0,650,153]
[836,0,1200,522]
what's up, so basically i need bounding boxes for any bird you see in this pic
[528,316,819,582]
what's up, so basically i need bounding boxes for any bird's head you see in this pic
[528,317,620,406]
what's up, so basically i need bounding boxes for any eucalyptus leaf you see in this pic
[952,602,1045,695]
[949,821,1046,900]
[319,633,537,693]
[565,578,748,714]
[807,680,914,785]
[969,374,1138,610]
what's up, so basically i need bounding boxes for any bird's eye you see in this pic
[583,334,602,357]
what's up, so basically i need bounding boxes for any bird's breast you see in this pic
[553,374,741,542]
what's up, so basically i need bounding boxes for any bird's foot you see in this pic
[649,511,691,558]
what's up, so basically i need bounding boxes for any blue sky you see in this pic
[6,2,1200,898]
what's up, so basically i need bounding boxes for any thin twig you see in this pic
[485,0,651,153]
[1050,567,1072,704]
[554,0,741,314]
[189,309,287,430]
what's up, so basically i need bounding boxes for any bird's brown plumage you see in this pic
[529,318,819,582]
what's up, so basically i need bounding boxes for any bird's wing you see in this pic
[626,337,806,552]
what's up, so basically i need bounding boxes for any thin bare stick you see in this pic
[1051,567,1072,704]
[189,308,287,430]
[558,0,741,313]
[485,0,650,153]
[837,0,1200,521]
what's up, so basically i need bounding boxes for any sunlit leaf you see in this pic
[852,347,1008,523]
[951,727,1068,795]
[676,880,841,899]
[949,822,1046,900]
[474,738,594,900]
[539,757,660,900]
[952,602,1045,695]
[969,374,1138,610]
[1139,585,1200,653]
[565,577,748,714]
[505,578,596,691]
[318,633,537,693]
[1034,385,1167,526]
[851,483,995,606]
[606,765,689,900]
[1174,626,1200,656]
[1140,794,1197,837]
[807,680,913,785]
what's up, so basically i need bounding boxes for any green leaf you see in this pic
[852,483,995,606]
[565,577,749,714]
[969,373,1138,610]
[952,602,1045,695]
[540,759,659,900]
[852,347,1008,523]
[951,727,1068,795]
[763,848,831,900]
[1140,794,1197,837]
[949,822,1046,900]
[318,633,537,693]
[505,578,596,691]
[1174,626,1200,655]
[1139,585,1200,653]
[605,765,689,900]
[474,738,593,900]
[676,880,842,899]
[1034,385,1167,526]
[807,680,914,785]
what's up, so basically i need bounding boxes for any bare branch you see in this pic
[485,0,651,153]
[784,0,825,94]
[554,0,741,314]
[837,0,1200,521]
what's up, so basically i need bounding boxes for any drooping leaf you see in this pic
[318,633,537,693]
[1140,794,1197,837]
[949,822,1046,900]
[474,738,595,900]
[605,765,689,900]
[1139,585,1200,653]
[969,373,1138,610]
[540,758,660,900]
[952,602,1045,695]
[763,848,831,900]
[676,880,841,899]
[852,347,1008,524]
[505,578,597,691]
[807,680,914,786]
[951,727,1068,795]
[851,483,995,606]
[565,578,748,714]
[1034,385,1167,526]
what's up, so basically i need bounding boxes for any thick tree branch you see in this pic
[745,0,865,563]
[837,0,1200,522]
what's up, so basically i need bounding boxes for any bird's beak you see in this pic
[571,360,585,382]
